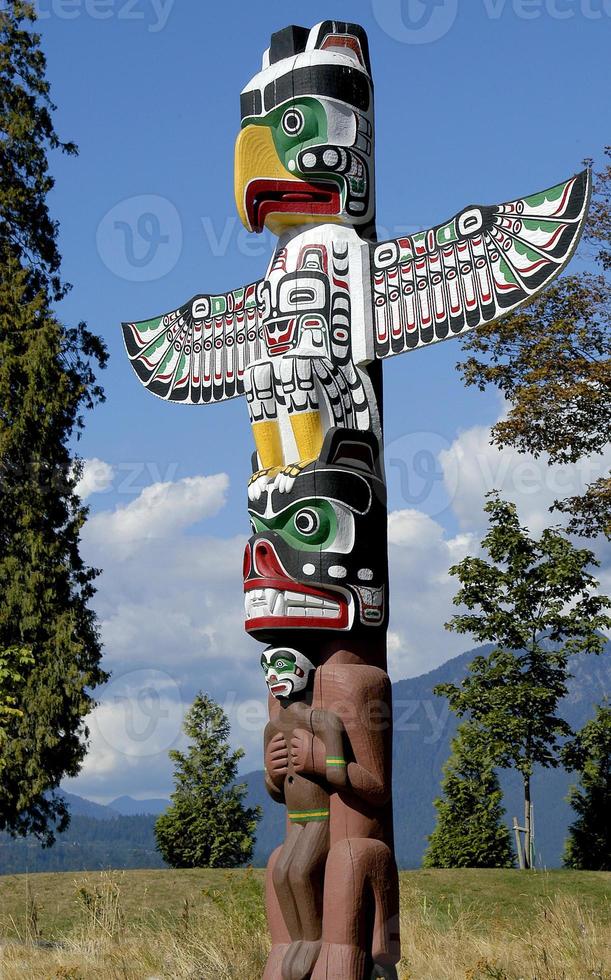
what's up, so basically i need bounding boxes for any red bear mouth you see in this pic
[243,538,350,631]
[245,179,341,232]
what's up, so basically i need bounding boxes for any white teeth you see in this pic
[245,586,340,621]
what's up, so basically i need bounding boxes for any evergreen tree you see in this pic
[562,702,611,871]
[424,723,514,869]
[0,2,107,841]
[155,693,260,869]
[437,495,610,868]
[457,149,611,538]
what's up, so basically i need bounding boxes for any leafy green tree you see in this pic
[437,495,611,868]
[457,150,611,538]
[562,702,611,870]
[0,1,107,842]
[424,723,514,869]
[155,693,260,869]
[0,646,33,764]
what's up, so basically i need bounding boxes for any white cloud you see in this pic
[83,473,229,557]
[387,509,474,679]
[68,469,265,799]
[75,458,115,499]
[440,416,611,537]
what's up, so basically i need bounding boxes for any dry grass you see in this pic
[0,868,608,979]
[398,887,609,979]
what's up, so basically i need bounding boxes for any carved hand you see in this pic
[290,728,326,777]
[265,731,289,789]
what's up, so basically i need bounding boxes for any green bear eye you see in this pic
[293,508,319,536]
[249,498,338,552]
[289,503,333,548]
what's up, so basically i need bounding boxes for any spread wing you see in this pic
[372,169,591,359]
[121,282,265,403]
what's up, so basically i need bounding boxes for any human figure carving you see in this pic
[261,647,347,980]
[260,646,399,980]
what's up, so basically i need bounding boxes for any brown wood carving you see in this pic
[248,425,400,979]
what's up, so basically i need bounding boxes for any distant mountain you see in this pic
[0,814,165,874]
[56,790,119,820]
[245,642,611,869]
[109,796,169,816]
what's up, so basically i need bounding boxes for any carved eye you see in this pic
[294,508,320,536]
[282,108,305,137]
[275,660,287,671]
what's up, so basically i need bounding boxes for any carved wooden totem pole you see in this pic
[122,20,590,980]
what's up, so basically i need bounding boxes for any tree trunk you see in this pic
[523,775,532,870]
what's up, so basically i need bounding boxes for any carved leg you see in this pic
[263,846,291,980]
[311,838,401,980]
[281,820,328,980]
[289,410,324,464]
[245,362,285,499]
[271,825,304,941]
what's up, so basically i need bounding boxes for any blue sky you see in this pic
[33,0,610,799]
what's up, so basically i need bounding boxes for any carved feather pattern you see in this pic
[372,169,591,359]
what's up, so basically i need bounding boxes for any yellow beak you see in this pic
[234,125,297,233]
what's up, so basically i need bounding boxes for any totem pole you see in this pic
[122,21,590,980]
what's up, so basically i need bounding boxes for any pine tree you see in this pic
[562,702,611,871]
[0,2,107,841]
[424,723,514,869]
[155,694,260,869]
[438,494,611,869]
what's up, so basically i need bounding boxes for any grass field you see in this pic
[0,867,608,978]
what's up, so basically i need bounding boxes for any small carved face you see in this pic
[260,646,315,699]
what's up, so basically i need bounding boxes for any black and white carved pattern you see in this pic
[372,170,591,359]
[122,283,265,403]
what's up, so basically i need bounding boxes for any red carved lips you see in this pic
[264,317,298,357]
[243,539,350,631]
[245,179,341,233]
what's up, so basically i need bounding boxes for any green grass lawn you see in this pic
[0,867,608,940]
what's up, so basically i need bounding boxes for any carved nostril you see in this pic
[253,539,285,578]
